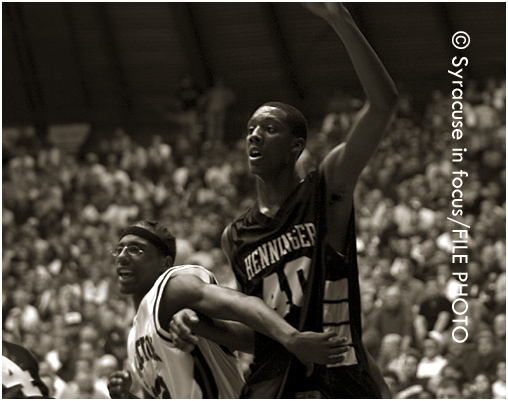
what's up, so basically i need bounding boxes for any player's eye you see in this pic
[111,245,144,257]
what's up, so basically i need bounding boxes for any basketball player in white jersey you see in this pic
[107,220,348,399]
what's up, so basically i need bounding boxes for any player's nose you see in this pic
[248,127,263,143]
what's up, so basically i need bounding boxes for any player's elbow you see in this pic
[372,88,399,115]
[363,96,398,127]
[386,87,399,110]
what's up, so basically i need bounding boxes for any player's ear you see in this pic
[292,137,305,156]
[163,255,174,269]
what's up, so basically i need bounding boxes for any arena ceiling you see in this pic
[2,2,506,139]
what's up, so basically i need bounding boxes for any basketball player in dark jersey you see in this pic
[3,340,50,398]
[171,2,398,398]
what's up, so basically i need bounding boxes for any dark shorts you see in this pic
[242,362,381,399]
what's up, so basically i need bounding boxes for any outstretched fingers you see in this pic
[169,309,200,351]
[316,332,352,363]
[293,331,352,366]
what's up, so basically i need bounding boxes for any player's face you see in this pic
[113,234,165,298]
[246,106,298,178]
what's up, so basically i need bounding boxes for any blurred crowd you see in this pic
[2,77,505,399]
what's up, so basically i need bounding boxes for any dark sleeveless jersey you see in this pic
[224,170,381,398]
[2,341,50,399]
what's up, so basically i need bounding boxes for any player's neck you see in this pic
[132,295,144,311]
[256,171,302,218]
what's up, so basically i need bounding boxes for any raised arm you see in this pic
[305,3,398,252]
[307,3,398,178]
[160,273,348,366]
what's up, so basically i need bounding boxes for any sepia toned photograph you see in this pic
[2,2,506,399]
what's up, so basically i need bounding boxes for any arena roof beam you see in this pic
[95,3,132,120]
[432,3,461,60]
[264,3,306,101]
[4,3,47,134]
[170,3,213,87]
[63,3,92,114]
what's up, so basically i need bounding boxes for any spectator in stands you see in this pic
[391,256,425,307]
[174,73,203,146]
[93,354,119,398]
[439,363,467,392]
[396,349,428,398]
[44,335,77,383]
[492,361,506,399]
[361,289,381,359]
[435,378,463,399]
[465,372,493,399]
[377,333,404,373]
[492,313,506,355]
[370,285,414,352]
[146,135,173,183]
[415,276,453,345]
[202,77,236,144]
[472,330,505,380]
[66,368,104,399]
[416,337,448,382]
[4,288,41,339]
[81,265,110,306]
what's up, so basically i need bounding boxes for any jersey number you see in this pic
[151,375,171,398]
[2,356,43,397]
[262,256,311,317]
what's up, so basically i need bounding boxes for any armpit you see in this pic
[329,192,343,204]
[328,186,348,205]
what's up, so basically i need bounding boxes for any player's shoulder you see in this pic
[228,203,264,234]
[304,168,325,189]
[230,206,254,226]
[167,265,217,285]
[2,341,38,368]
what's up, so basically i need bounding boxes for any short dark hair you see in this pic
[261,101,308,141]
[130,220,177,261]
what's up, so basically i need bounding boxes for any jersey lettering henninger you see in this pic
[127,265,244,399]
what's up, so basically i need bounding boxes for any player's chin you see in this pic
[249,163,270,179]
[248,160,259,173]
[116,281,136,294]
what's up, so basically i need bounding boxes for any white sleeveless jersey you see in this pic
[127,265,244,398]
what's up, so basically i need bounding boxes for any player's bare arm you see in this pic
[169,308,256,354]
[160,272,349,366]
[305,3,398,253]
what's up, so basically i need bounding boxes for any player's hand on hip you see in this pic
[287,331,350,367]
[107,369,133,399]
[169,308,200,352]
